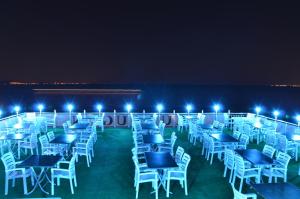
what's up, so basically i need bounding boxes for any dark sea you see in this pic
[0,84,300,121]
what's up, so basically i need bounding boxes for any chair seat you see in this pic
[8,168,32,178]
[244,170,260,177]
[262,168,284,177]
[52,169,70,178]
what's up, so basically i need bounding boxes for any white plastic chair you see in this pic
[1,152,34,195]
[51,155,77,195]
[231,183,257,199]
[232,155,261,191]
[39,135,59,155]
[207,137,225,165]
[166,153,191,197]
[236,134,249,150]
[73,137,93,167]
[276,134,298,161]
[132,157,158,199]
[262,145,276,159]
[223,149,235,182]
[18,132,39,159]
[262,152,291,183]
[174,146,185,163]
[158,134,177,156]
[47,131,55,142]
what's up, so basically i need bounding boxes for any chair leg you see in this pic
[23,176,28,194]
[229,169,233,183]
[155,180,158,199]
[223,166,227,177]
[74,175,77,187]
[69,178,74,194]
[210,154,214,165]
[5,177,8,195]
[87,155,90,167]
[184,178,188,195]
[136,183,139,199]
[51,176,54,195]
[239,179,243,192]
[167,178,170,197]
[12,178,15,187]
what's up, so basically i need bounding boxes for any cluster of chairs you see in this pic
[0,117,99,195]
[132,144,191,199]
[131,117,191,198]
[224,146,291,198]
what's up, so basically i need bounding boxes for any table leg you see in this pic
[26,167,52,195]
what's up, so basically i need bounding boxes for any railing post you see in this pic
[113,110,116,128]
[173,110,176,128]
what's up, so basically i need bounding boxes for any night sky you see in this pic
[1,2,300,85]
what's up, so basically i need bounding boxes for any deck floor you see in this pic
[1,128,300,198]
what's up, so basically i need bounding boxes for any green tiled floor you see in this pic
[1,128,300,198]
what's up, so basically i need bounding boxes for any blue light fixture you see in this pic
[37,104,44,115]
[213,104,221,112]
[156,104,164,113]
[255,106,262,115]
[14,105,21,116]
[186,104,193,114]
[67,104,74,112]
[125,103,133,113]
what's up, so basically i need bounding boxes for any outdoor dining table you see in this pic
[199,124,213,130]
[0,133,31,158]
[141,122,159,131]
[18,155,63,195]
[69,123,90,130]
[50,134,77,156]
[145,152,178,193]
[252,183,300,199]
[211,133,239,143]
[142,134,165,144]
[236,149,275,166]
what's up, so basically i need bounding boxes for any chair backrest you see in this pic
[276,134,287,152]
[276,152,291,168]
[159,123,166,134]
[39,135,49,147]
[66,121,72,127]
[180,153,191,172]
[171,134,177,147]
[224,149,235,168]
[175,146,185,162]
[262,145,276,158]
[239,134,249,146]
[212,120,220,128]
[63,123,69,133]
[1,152,16,171]
[233,131,241,140]
[234,155,245,177]
[47,131,55,141]
[265,131,277,146]
[231,183,256,199]
[69,155,76,176]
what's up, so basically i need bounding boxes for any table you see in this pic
[211,133,239,143]
[19,155,63,195]
[252,183,300,199]
[69,123,89,130]
[0,133,30,140]
[50,134,77,144]
[143,134,165,144]
[145,152,178,169]
[236,149,274,166]
[145,152,178,193]
[200,124,213,130]
[50,134,77,156]
[141,122,158,130]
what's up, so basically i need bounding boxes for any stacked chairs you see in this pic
[177,114,188,132]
